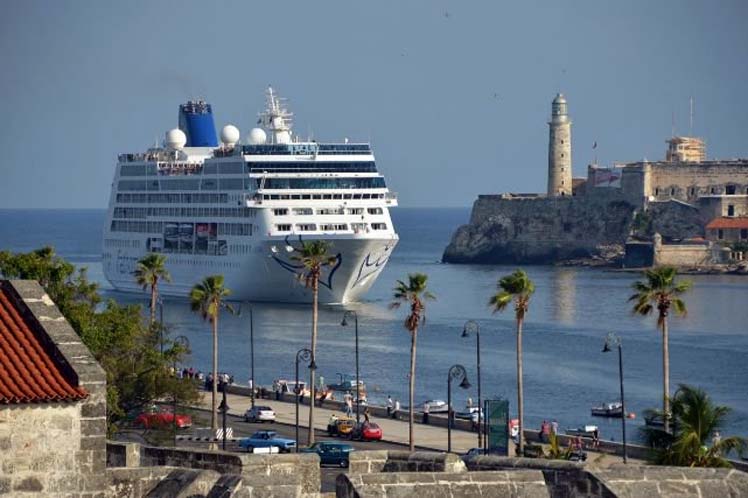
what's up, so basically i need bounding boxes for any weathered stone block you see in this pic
[80,418,107,437]
[13,476,43,492]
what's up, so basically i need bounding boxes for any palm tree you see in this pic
[189,275,234,430]
[642,384,746,467]
[134,253,171,325]
[390,273,435,451]
[630,266,691,433]
[291,240,337,446]
[489,269,535,456]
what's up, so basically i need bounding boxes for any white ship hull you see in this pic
[103,235,398,304]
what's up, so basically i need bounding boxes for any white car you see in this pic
[244,405,276,423]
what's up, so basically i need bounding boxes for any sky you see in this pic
[1,0,747,208]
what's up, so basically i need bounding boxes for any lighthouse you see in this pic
[548,93,572,196]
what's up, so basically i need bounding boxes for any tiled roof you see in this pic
[706,217,748,230]
[0,287,87,404]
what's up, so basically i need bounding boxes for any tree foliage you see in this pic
[641,384,747,467]
[0,247,199,435]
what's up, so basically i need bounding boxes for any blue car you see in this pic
[301,441,355,467]
[238,430,296,453]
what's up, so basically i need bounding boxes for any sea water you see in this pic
[1,208,747,442]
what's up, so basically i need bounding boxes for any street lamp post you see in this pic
[341,311,360,424]
[173,335,190,447]
[603,332,627,464]
[447,364,471,453]
[462,320,482,449]
[218,383,229,451]
[295,348,315,452]
[248,304,255,409]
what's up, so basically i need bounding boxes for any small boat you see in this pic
[420,400,449,413]
[565,425,598,438]
[591,401,623,418]
[643,411,679,429]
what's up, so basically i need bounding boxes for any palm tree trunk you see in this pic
[308,280,318,446]
[409,327,417,452]
[150,283,157,325]
[662,316,670,434]
[211,315,218,430]
[516,317,524,456]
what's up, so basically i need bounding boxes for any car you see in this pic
[134,406,192,429]
[350,422,382,441]
[301,441,355,468]
[244,405,276,423]
[420,400,449,413]
[238,430,296,453]
[335,417,356,437]
[463,447,484,459]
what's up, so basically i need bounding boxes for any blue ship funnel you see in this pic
[178,100,218,147]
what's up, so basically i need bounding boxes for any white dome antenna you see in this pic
[220,124,240,146]
[165,128,187,150]
[248,127,267,145]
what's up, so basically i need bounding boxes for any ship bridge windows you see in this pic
[246,162,376,173]
[218,162,245,174]
[161,179,201,191]
[259,177,386,190]
[219,178,245,190]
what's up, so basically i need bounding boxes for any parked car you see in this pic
[419,400,449,413]
[335,417,356,437]
[244,405,276,423]
[301,442,355,468]
[134,406,192,429]
[238,431,296,453]
[350,422,383,441]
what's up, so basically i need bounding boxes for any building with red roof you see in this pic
[0,280,107,496]
[706,217,748,244]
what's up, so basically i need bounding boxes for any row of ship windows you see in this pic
[104,238,141,249]
[275,222,388,232]
[261,193,386,200]
[113,207,256,219]
[111,220,254,235]
[120,161,378,177]
[116,193,230,204]
[272,207,383,216]
[118,177,385,192]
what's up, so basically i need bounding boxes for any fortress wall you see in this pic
[646,162,748,201]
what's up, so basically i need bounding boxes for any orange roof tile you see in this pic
[0,287,87,404]
[706,217,748,230]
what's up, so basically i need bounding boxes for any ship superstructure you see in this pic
[103,88,398,303]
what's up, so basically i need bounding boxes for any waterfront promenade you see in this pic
[192,390,634,467]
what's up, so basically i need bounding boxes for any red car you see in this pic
[350,422,382,441]
[135,406,192,429]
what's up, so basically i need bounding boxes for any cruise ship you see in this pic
[102,88,398,303]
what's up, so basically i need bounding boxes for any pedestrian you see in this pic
[712,430,722,451]
[422,402,430,424]
[364,407,371,424]
[592,428,600,449]
[386,396,393,418]
[344,391,353,417]
[540,420,550,443]
[551,419,559,436]
[393,399,401,419]
[466,397,473,410]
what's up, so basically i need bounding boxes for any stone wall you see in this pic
[107,441,321,496]
[337,470,550,498]
[348,451,466,475]
[643,161,748,202]
[590,465,748,497]
[443,195,636,264]
[0,281,107,497]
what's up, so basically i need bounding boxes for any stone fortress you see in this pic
[443,93,748,268]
